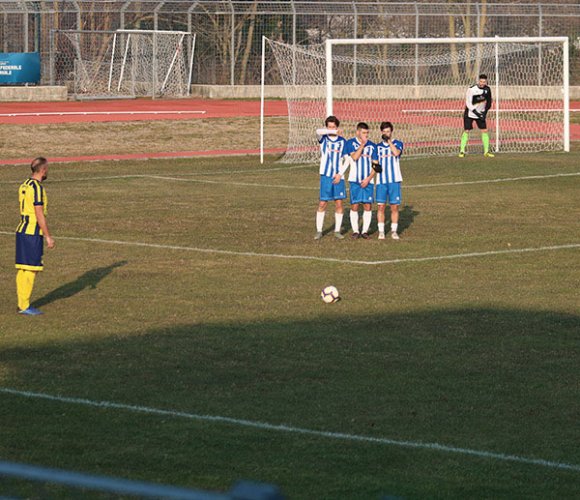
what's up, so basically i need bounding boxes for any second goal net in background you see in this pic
[51,29,196,99]
[263,36,569,163]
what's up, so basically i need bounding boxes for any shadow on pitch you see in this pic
[32,261,127,308]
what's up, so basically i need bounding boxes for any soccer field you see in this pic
[0,152,579,498]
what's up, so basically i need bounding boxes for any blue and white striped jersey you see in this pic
[345,138,376,183]
[375,140,404,184]
[318,135,348,177]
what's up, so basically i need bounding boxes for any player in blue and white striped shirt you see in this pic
[341,122,376,239]
[314,116,349,240]
[375,121,404,240]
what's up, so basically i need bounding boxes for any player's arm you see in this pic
[337,154,353,179]
[484,87,492,114]
[388,139,402,157]
[465,87,481,117]
[316,128,339,142]
[360,169,375,188]
[349,140,366,162]
[34,205,54,248]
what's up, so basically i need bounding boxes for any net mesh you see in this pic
[268,39,566,162]
[55,30,193,98]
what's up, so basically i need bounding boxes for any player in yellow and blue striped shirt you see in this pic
[15,157,55,315]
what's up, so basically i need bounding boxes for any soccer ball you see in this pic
[321,286,340,304]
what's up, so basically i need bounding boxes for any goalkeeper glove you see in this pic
[372,160,382,173]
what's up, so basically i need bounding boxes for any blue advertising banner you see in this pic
[0,53,41,84]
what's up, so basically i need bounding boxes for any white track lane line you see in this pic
[0,231,577,266]
[1,388,578,473]
[0,111,206,117]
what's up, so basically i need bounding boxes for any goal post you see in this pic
[262,36,569,163]
[51,29,196,99]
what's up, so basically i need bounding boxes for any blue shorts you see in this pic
[319,175,346,201]
[350,182,374,205]
[376,182,402,205]
[15,232,44,271]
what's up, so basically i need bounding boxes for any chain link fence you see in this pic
[1,0,579,87]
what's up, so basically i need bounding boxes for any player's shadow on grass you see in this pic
[32,261,128,309]
[391,204,419,235]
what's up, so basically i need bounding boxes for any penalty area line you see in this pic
[0,231,577,266]
[0,387,579,473]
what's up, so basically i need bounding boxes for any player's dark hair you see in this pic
[479,74,488,80]
[380,121,394,131]
[325,115,340,127]
[30,157,47,173]
[356,122,369,130]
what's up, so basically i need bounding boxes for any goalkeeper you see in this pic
[459,74,494,158]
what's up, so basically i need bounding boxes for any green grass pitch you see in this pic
[0,152,579,498]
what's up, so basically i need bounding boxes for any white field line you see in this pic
[0,110,207,117]
[0,231,577,266]
[146,175,311,190]
[407,172,580,189]
[0,170,575,192]
[0,165,313,185]
[1,387,578,473]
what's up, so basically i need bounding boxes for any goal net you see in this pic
[51,29,195,99]
[265,37,569,163]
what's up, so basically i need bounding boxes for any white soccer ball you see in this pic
[321,285,340,304]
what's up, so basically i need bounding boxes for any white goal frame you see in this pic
[110,29,194,97]
[261,35,570,162]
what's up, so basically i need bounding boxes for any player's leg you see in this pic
[15,232,44,315]
[16,269,40,314]
[390,205,400,240]
[388,182,402,240]
[316,175,333,239]
[349,183,362,239]
[480,123,495,157]
[377,204,386,239]
[376,184,387,240]
[460,113,473,157]
[361,203,373,239]
[332,178,347,239]
[315,200,328,240]
[334,200,345,238]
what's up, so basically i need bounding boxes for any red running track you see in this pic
[0,98,577,164]
[0,99,289,124]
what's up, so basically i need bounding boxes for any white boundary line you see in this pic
[0,231,577,266]
[0,111,207,117]
[1,387,578,473]
[146,175,313,190]
[406,172,580,189]
[0,170,577,190]
[0,165,313,185]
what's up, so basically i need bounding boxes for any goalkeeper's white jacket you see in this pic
[465,84,492,119]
